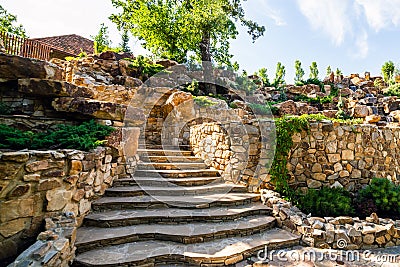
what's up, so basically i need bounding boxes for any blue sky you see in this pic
[3,0,400,82]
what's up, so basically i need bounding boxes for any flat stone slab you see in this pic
[113,176,224,187]
[76,215,276,251]
[137,162,207,170]
[134,169,220,178]
[84,203,272,227]
[92,193,261,210]
[74,228,300,266]
[141,155,204,163]
[105,183,247,197]
[137,149,192,157]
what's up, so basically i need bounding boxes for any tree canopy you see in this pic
[110,0,265,66]
[0,5,26,37]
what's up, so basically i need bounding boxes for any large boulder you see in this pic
[18,78,94,98]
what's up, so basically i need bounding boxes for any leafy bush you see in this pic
[358,178,400,216]
[193,96,217,107]
[126,55,165,79]
[383,83,400,97]
[297,187,354,217]
[0,120,114,151]
[0,102,12,115]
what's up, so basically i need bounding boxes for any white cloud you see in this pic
[354,30,369,58]
[296,0,352,45]
[253,0,286,26]
[355,0,400,31]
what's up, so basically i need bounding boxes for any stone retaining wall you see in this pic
[190,119,275,192]
[0,130,139,265]
[287,121,400,192]
[261,190,400,250]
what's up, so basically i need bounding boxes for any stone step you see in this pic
[73,228,300,266]
[75,215,276,253]
[140,155,204,163]
[139,146,190,151]
[137,149,192,157]
[105,183,247,197]
[112,176,224,187]
[84,204,272,228]
[134,169,220,178]
[92,193,261,211]
[137,162,207,170]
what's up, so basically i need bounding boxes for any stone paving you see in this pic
[73,147,301,266]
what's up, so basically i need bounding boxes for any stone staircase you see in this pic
[73,145,300,266]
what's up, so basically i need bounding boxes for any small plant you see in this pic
[297,187,354,217]
[234,71,257,95]
[383,83,400,97]
[248,103,272,115]
[294,60,305,85]
[381,61,395,85]
[0,120,114,151]
[326,65,332,77]
[309,61,319,80]
[273,62,286,88]
[185,79,200,96]
[335,95,351,120]
[126,55,165,80]
[193,96,217,107]
[65,51,88,61]
[0,102,12,115]
[358,178,400,216]
[257,67,270,87]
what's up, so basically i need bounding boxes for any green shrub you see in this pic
[193,96,217,107]
[0,120,114,151]
[0,102,12,115]
[358,178,400,216]
[297,187,354,217]
[383,83,400,97]
[126,55,165,79]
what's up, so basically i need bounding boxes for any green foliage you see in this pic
[65,51,88,61]
[256,67,270,87]
[248,103,272,116]
[234,71,257,95]
[92,23,113,54]
[0,120,114,151]
[335,68,343,77]
[294,84,338,104]
[0,102,12,115]
[297,187,354,217]
[309,62,319,80]
[294,60,305,85]
[126,55,165,79]
[119,29,131,53]
[383,83,400,97]
[358,178,400,216]
[193,96,217,107]
[381,61,395,85]
[0,5,26,38]
[270,114,361,200]
[110,0,265,65]
[185,79,200,96]
[273,62,286,87]
[326,66,332,77]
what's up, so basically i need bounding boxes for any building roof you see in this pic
[31,34,94,56]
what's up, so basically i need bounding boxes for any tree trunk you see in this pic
[200,32,216,95]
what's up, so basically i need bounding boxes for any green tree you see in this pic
[0,5,26,37]
[294,60,305,85]
[381,61,395,85]
[309,61,319,80]
[257,67,270,87]
[110,0,265,66]
[335,68,343,77]
[119,29,131,53]
[273,62,286,87]
[326,65,332,77]
[92,23,112,54]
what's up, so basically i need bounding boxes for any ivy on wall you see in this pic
[269,114,362,202]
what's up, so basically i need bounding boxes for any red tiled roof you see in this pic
[31,34,94,56]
